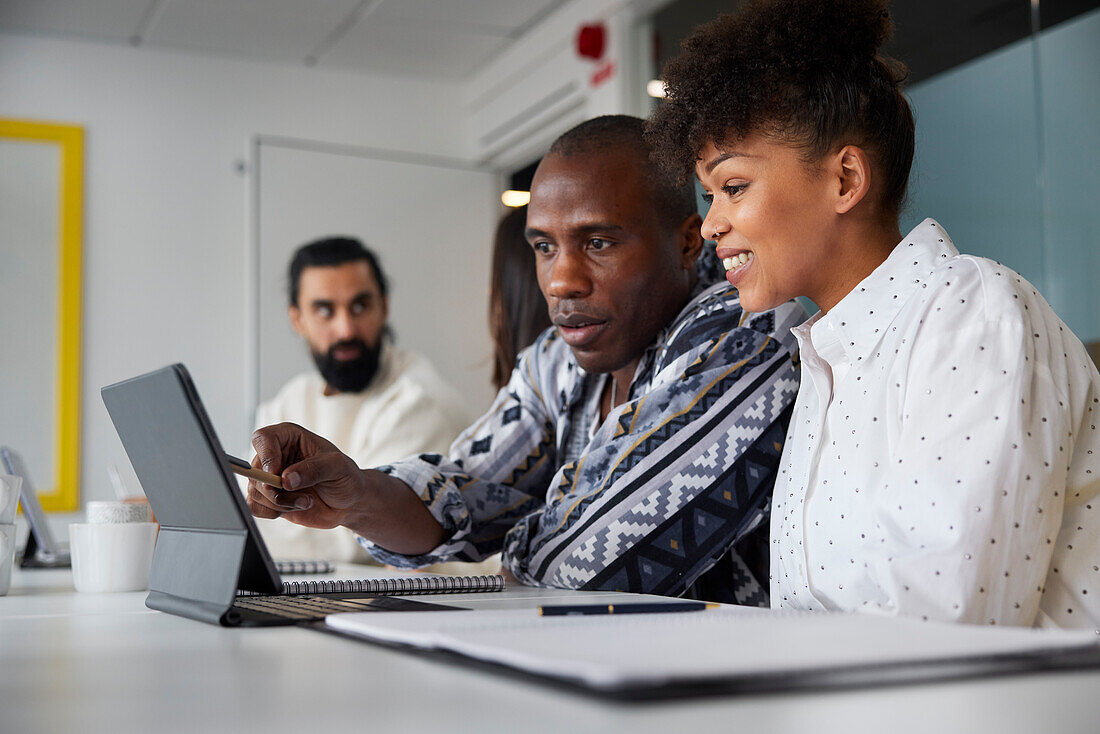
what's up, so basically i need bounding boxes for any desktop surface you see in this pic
[2,565,1099,734]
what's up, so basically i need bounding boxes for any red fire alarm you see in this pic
[575,23,606,61]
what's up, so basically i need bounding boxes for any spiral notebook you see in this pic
[231,574,505,623]
[102,363,505,628]
[239,574,505,597]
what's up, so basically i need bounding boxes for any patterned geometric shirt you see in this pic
[367,282,805,599]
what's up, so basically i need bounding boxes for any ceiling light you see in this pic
[501,190,530,208]
[646,79,667,98]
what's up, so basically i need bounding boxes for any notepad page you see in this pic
[325,607,1100,689]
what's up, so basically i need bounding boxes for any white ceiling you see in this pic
[0,0,569,79]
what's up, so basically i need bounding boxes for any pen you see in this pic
[225,454,283,489]
[538,601,719,616]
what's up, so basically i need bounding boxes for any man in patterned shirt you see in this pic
[246,116,804,602]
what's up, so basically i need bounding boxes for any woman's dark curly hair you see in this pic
[647,0,915,217]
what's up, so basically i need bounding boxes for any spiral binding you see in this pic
[275,559,336,575]
[238,574,505,597]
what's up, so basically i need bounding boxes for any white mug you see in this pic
[69,522,158,593]
[0,523,15,596]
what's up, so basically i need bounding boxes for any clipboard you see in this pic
[323,606,1100,701]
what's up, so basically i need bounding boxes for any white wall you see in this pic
[0,33,470,510]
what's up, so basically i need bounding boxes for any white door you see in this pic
[252,139,499,428]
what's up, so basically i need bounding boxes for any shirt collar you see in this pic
[805,218,958,367]
[790,310,823,357]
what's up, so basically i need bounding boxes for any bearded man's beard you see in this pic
[312,338,382,393]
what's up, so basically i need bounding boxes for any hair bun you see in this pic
[754,0,894,72]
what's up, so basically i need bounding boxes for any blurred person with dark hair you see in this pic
[250,236,472,564]
[648,0,1100,627]
[489,205,551,391]
[246,115,805,601]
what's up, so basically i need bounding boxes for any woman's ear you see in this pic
[833,145,873,215]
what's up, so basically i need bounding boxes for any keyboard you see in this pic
[232,594,383,621]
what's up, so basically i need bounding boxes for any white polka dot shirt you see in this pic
[771,218,1100,629]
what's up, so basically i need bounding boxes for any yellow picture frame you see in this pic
[0,119,84,512]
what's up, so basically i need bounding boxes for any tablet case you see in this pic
[102,364,281,625]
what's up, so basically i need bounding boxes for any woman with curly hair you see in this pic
[648,0,1100,628]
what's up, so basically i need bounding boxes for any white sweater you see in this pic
[251,342,472,563]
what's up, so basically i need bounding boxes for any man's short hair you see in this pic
[546,115,697,232]
[287,236,389,307]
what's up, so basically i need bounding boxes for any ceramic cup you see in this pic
[0,474,21,524]
[69,522,158,593]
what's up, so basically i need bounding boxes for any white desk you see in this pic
[2,565,1100,734]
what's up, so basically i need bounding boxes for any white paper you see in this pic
[325,606,1100,690]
